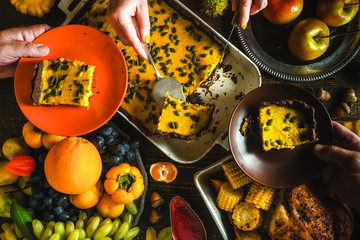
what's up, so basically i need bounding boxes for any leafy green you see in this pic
[10,201,36,240]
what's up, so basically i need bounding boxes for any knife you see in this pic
[219,11,240,63]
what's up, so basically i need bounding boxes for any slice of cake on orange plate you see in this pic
[258,99,317,151]
[31,58,95,108]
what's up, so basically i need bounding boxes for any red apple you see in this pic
[262,0,304,25]
[317,0,359,27]
[288,18,330,61]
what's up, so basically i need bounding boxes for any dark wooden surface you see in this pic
[1,0,360,239]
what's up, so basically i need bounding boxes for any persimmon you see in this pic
[96,192,125,218]
[22,122,42,149]
[149,162,178,183]
[44,137,102,194]
[69,179,103,209]
[41,133,66,150]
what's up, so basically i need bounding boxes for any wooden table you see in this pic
[1,1,360,239]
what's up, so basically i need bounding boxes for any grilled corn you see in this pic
[222,161,252,189]
[232,202,263,231]
[216,182,244,212]
[245,182,276,211]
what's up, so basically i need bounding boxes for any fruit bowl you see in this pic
[237,1,360,81]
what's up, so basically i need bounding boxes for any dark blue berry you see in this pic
[30,170,43,183]
[125,151,136,162]
[111,155,124,165]
[130,140,140,150]
[105,135,115,145]
[48,188,60,198]
[42,211,55,222]
[122,141,130,152]
[111,129,120,138]
[59,211,71,222]
[114,144,126,156]
[29,197,40,208]
[43,197,53,207]
[53,206,64,216]
[41,179,51,189]
[92,136,105,149]
[37,153,47,166]
[55,195,68,206]
[99,126,113,137]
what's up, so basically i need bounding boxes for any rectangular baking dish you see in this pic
[194,154,235,239]
[60,0,262,163]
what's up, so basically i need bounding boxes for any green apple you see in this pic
[262,0,304,25]
[317,0,359,27]
[288,18,330,61]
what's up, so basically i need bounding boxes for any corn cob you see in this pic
[222,160,252,189]
[245,182,276,211]
[216,182,244,212]
[232,202,263,231]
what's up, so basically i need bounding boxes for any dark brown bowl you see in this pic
[228,84,333,188]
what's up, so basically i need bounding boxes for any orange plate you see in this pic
[14,25,128,136]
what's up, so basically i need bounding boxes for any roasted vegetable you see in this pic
[245,182,276,211]
[222,161,252,189]
[216,182,244,212]
[232,202,263,231]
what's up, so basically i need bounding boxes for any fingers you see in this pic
[238,0,251,29]
[106,0,149,59]
[1,24,51,42]
[332,121,360,151]
[313,144,360,173]
[250,0,267,15]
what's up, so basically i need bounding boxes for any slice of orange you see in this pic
[149,162,178,183]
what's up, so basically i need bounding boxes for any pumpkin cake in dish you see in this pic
[31,58,95,108]
[259,99,317,151]
[155,95,217,140]
[79,0,222,138]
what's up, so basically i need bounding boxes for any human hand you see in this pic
[313,121,360,213]
[231,0,267,29]
[106,0,150,59]
[0,24,50,79]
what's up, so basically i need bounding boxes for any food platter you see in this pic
[228,84,333,188]
[237,1,360,81]
[14,25,128,137]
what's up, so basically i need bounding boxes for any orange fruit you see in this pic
[149,162,178,183]
[44,137,102,195]
[96,192,125,218]
[69,179,103,209]
[22,122,43,149]
[41,133,66,150]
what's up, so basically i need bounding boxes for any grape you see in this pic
[59,211,71,222]
[30,170,43,183]
[43,197,53,207]
[111,129,120,138]
[54,206,64,216]
[122,141,130,152]
[125,151,135,162]
[130,140,140,150]
[41,179,51,189]
[92,136,105,149]
[42,211,55,222]
[48,188,60,198]
[29,197,40,208]
[114,144,126,156]
[111,155,124,165]
[55,195,68,206]
[105,135,115,145]
[32,187,45,199]
[99,126,113,137]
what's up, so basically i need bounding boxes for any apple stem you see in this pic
[318,29,360,39]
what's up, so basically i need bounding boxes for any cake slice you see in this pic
[259,99,317,151]
[156,95,217,140]
[31,58,95,108]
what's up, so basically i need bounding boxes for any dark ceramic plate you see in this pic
[228,84,333,188]
[237,1,360,81]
